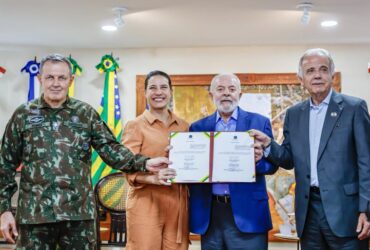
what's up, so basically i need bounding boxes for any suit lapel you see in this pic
[236,108,250,131]
[300,100,311,171]
[204,112,217,131]
[317,92,343,161]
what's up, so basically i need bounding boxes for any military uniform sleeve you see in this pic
[90,110,149,173]
[0,111,23,215]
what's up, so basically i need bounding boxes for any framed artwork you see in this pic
[135,72,341,241]
[136,73,341,122]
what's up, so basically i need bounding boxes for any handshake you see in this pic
[143,146,176,186]
[145,158,176,186]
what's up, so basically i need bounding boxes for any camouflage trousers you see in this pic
[16,220,96,250]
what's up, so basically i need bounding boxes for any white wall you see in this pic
[0,44,369,132]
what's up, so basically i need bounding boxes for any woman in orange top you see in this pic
[123,70,189,250]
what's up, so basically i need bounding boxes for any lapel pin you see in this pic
[331,112,337,117]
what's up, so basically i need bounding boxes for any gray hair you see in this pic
[39,54,72,75]
[210,73,241,92]
[297,48,335,78]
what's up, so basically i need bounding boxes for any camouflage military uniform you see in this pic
[0,96,148,249]
[17,220,96,249]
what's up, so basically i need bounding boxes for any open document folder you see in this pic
[169,131,256,183]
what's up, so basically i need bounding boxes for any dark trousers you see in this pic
[201,199,268,250]
[301,191,369,250]
[17,220,96,250]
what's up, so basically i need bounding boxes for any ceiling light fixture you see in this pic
[321,20,338,27]
[112,7,127,28]
[297,2,313,25]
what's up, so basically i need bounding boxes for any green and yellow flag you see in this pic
[91,55,123,186]
[67,55,82,97]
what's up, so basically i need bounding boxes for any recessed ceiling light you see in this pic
[321,20,338,27]
[102,25,117,31]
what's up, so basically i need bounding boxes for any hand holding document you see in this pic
[169,132,256,183]
[212,132,256,182]
[169,132,211,182]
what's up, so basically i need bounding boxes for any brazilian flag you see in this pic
[91,55,123,186]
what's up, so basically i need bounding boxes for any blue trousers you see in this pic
[301,191,369,250]
[201,200,268,250]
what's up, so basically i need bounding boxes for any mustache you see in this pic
[220,98,233,102]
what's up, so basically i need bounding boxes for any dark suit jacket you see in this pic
[189,107,278,234]
[268,91,370,237]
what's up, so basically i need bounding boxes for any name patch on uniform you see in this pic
[29,116,44,124]
[30,109,40,115]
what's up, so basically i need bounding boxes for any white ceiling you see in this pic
[1,0,369,49]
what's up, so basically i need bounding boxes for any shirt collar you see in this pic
[216,107,238,123]
[309,89,332,108]
[38,94,72,109]
[143,109,180,125]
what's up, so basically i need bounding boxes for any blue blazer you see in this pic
[189,107,278,234]
[268,91,370,237]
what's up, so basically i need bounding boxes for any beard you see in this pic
[215,99,238,114]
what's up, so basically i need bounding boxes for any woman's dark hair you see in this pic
[144,70,172,90]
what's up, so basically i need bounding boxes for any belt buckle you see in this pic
[216,195,229,203]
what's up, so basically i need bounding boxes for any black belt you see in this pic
[310,186,320,194]
[212,195,231,204]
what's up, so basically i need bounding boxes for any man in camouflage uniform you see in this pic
[0,54,170,249]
